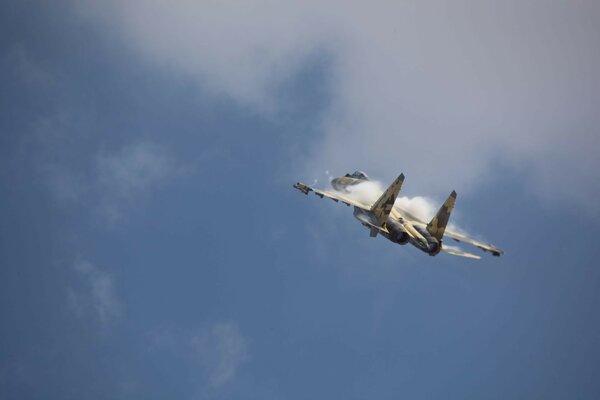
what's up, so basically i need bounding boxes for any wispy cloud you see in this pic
[94,142,180,223]
[96,142,173,200]
[81,0,600,213]
[3,44,56,86]
[190,321,248,388]
[69,260,121,327]
[79,0,329,112]
[32,134,185,224]
[148,321,248,389]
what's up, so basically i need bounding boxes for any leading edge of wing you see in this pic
[293,182,371,210]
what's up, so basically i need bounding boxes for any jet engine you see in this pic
[385,219,410,245]
[414,226,441,255]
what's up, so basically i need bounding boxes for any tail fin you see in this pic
[371,173,405,228]
[427,190,457,241]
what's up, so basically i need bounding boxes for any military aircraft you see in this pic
[294,171,503,259]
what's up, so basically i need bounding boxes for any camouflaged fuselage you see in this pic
[334,175,440,255]
[294,172,504,259]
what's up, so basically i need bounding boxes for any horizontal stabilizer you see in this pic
[441,246,481,259]
[442,229,504,256]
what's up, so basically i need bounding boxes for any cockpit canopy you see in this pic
[344,170,369,180]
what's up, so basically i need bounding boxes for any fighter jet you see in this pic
[294,171,503,259]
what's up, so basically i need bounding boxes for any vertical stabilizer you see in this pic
[427,190,457,241]
[371,174,405,227]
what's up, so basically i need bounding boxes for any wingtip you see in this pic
[293,182,311,195]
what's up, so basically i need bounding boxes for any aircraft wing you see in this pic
[443,229,504,257]
[293,182,372,211]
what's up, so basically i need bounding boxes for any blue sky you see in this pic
[2,1,600,399]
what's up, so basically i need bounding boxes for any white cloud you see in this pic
[94,142,179,222]
[70,260,121,326]
[80,0,332,112]
[147,321,248,389]
[96,142,173,200]
[191,321,248,388]
[3,44,55,86]
[42,162,85,203]
[80,0,600,212]
[35,136,183,224]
